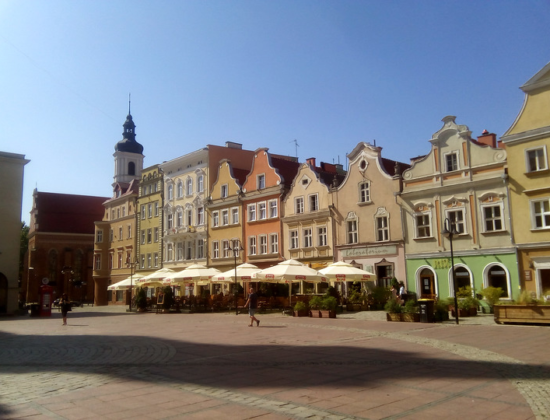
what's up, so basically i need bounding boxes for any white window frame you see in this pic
[147,253,152,268]
[249,236,257,255]
[481,203,504,232]
[290,230,299,249]
[177,181,184,198]
[213,211,219,227]
[446,208,466,234]
[303,228,312,248]
[176,210,183,228]
[347,219,358,244]
[376,215,389,242]
[248,204,256,222]
[359,181,371,203]
[317,226,327,247]
[197,175,204,192]
[258,201,267,220]
[186,209,193,226]
[257,174,266,190]
[154,202,159,216]
[221,184,228,198]
[213,241,219,259]
[259,235,267,254]
[167,244,173,261]
[154,227,159,242]
[147,228,152,243]
[222,209,229,226]
[197,239,204,259]
[94,254,101,270]
[270,233,278,254]
[268,199,278,218]
[148,204,152,218]
[127,225,132,239]
[168,184,173,200]
[141,230,146,245]
[167,213,173,229]
[222,240,230,258]
[415,212,432,239]
[444,151,459,172]
[231,207,239,224]
[154,253,158,267]
[531,198,550,229]
[177,242,184,260]
[308,194,319,212]
[141,205,146,220]
[525,146,548,173]
[295,197,304,214]
[186,178,193,196]
[197,207,204,225]
[96,230,103,243]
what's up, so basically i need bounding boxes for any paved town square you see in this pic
[1,307,549,420]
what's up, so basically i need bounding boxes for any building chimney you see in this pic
[225,141,242,150]
[306,157,316,168]
[477,130,497,148]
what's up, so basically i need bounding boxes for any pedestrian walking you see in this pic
[243,287,260,327]
[60,293,71,325]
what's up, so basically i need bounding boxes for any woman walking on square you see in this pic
[60,293,71,325]
[244,287,260,327]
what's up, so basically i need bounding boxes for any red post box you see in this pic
[39,285,53,317]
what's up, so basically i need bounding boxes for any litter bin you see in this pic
[29,303,40,317]
[418,299,434,323]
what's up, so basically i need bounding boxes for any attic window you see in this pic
[360,160,367,170]
[302,179,308,185]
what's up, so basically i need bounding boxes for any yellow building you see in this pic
[501,62,550,297]
[136,164,164,278]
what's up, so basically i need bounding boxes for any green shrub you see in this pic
[403,299,419,314]
[309,296,323,309]
[384,298,402,313]
[294,301,308,311]
[135,288,147,309]
[456,286,475,298]
[321,296,338,311]
[480,287,503,306]
[371,286,391,308]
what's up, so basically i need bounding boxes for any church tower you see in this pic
[112,101,144,188]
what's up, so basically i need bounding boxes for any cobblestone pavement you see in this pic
[1,307,549,420]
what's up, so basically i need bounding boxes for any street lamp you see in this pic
[442,218,460,325]
[126,256,139,312]
[228,239,244,315]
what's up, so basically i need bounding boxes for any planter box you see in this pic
[402,313,420,322]
[386,313,402,322]
[494,304,550,325]
[294,310,308,317]
[310,310,322,318]
[346,303,362,312]
[320,310,336,318]
[451,308,471,317]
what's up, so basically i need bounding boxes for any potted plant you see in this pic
[479,287,504,314]
[346,288,363,311]
[309,296,323,318]
[370,286,391,310]
[293,301,309,317]
[434,299,450,322]
[320,296,337,318]
[384,298,403,321]
[494,291,550,324]
[135,288,148,312]
[402,299,420,322]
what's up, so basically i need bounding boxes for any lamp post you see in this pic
[228,239,244,315]
[442,218,460,325]
[126,256,139,312]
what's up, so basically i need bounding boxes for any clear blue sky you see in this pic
[1,0,549,225]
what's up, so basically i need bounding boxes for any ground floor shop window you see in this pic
[486,265,509,298]
[454,266,471,292]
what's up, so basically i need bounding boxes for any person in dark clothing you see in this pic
[60,293,71,325]
[243,287,260,327]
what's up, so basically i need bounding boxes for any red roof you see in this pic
[33,192,109,234]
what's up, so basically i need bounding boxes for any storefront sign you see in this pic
[433,259,451,270]
[342,245,397,258]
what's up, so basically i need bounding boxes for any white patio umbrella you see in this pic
[211,263,261,283]
[163,264,221,286]
[318,261,377,283]
[135,268,174,287]
[253,259,328,307]
[107,276,135,291]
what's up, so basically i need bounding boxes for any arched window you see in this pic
[177,181,183,198]
[128,162,135,176]
[168,185,173,200]
[419,268,436,298]
[486,265,509,298]
[186,178,193,196]
[454,266,471,292]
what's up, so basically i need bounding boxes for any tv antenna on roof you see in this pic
[290,139,299,159]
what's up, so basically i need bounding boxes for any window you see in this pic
[359,182,370,203]
[447,209,465,233]
[376,216,389,242]
[532,198,550,229]
[221,184,228,198]
[176,211,183,227]
[167,214,173,229]
[96,230,103,243]
[222,209,229,226]
[526,147,548,172]
[117,208,120,219]
[347,220,358,244]
[122,207,126,217]
[108,253,113,269]
[248,204,256,221]
[290,230,299,249]
[318,226,327,246]
[197,207,204,225]
[177,181,183,198]
[154,227,159,242]
[140,254,145,269]
[269,200,278,218]
[141,205,146,220]
[186,178,193,196]
[197,239,204,259]
[259,235,267,254]
[118,252,123,269]
[309,194,319,212]
[303,228,312,248]
[249,236,257,255]
[231,208,239,224]
[94,254,101,270]
[167,244,173,261]
[223,240,230,258]
[110,229,114,242]
[295,197,304,214]
[416,214,431,238]
[197,175,204,192]
[127,225,132,239]
[111,210,115,220]
[147,254,152,268]
[168,185,173,200]
[482,205,503,232]
[147,228,152,243]
[445,152,459,172]
[258,202,266,219]
[487,265,509,298]
[154,202,159,216]
[257,174,265,189]
[186,209,192,226]
[270,233,278,254]
[186,241,192,260]
[148,204,152,218]
[213,241,219,259]
[154,253,158,267]
[141,230,146,245]
[213,211,219,227]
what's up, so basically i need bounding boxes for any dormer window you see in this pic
[445,151,459,172]
[221,184,228,198]
[257,174,266,190]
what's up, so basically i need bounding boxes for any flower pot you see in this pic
[386,313,403,322]
[402,313,420,322]
[310,310,321,318]
[469,307,478,316]
[494,304,550,324]
[320,310,336,318]
[294,310,308,317]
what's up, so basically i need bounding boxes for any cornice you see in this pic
[501,125,550,145]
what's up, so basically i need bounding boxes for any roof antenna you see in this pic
[128,93,131,115]
[290,139,299,159]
